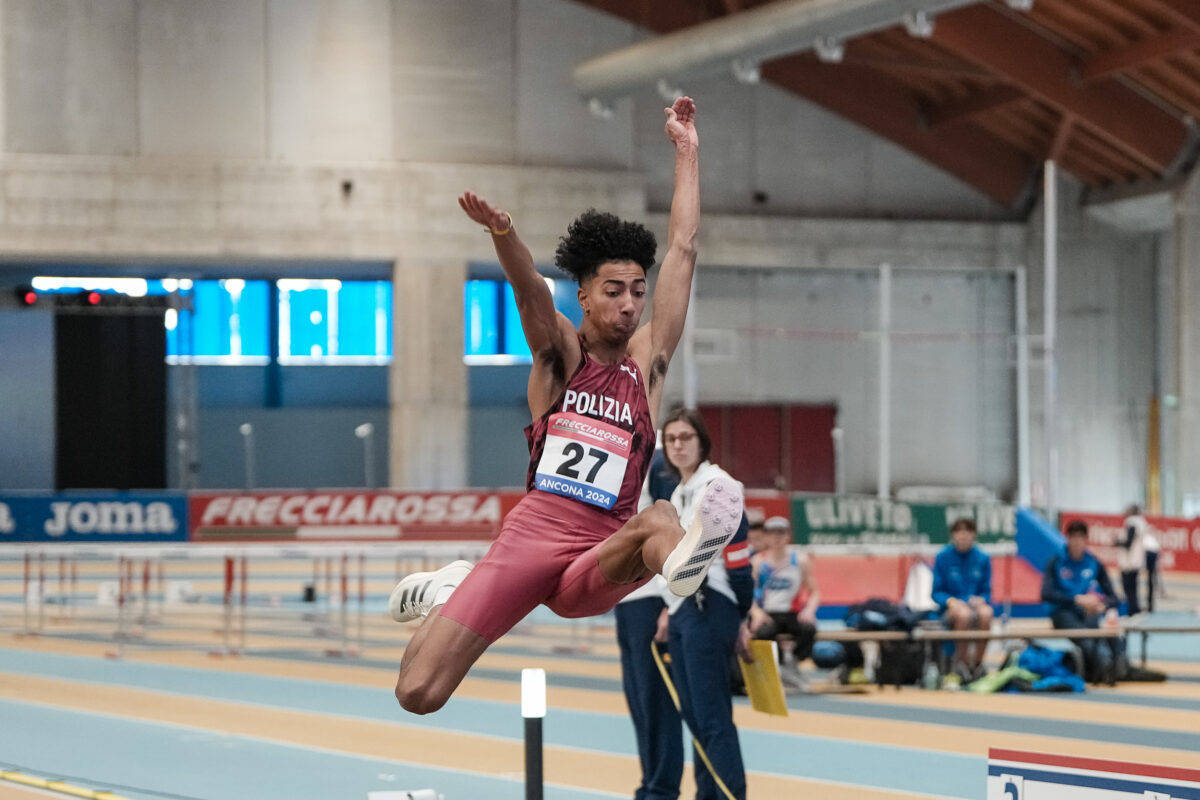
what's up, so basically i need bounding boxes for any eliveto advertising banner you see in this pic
[0,493,189,543]
[188,490,526,542]
[1058,510,1200,573]
[791,495,1016,546]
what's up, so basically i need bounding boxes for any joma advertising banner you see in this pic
[792,495,1016,546]
[188,490,526,542]
[0,493,189,543]
[1058,510,1200,573]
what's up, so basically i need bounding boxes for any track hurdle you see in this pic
[988,748,1200,799]
[209,555,245,657]
[20,552,30,635]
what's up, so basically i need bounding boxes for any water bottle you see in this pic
[922,661,940,690]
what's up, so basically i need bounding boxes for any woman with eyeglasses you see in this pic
[660,407,754,800]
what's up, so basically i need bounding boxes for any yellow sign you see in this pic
[738,640,789,716]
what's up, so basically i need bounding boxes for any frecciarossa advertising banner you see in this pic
[1058,510,1200,573]
[188,490,526,542]
[0,493,189,542]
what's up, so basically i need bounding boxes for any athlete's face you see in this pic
[664,420,702,474]
[579,261,647,342]
[951,527,976,553]
[1067,532,1088,560]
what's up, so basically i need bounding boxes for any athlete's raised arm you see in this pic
[630,97,699,407]
[459,191,574,362]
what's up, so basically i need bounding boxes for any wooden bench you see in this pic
[813,626,1128,686]
[1123,624,1200,667]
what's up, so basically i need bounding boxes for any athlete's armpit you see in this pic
[647,353,669,391]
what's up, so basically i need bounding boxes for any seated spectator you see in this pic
[1042,520,1127,683]
[748,516,819,687]
[932,517,993,683]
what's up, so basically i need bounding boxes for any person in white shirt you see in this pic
[1120,505,1150,616]
[661,407,753,800]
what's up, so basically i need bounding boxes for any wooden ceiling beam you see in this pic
[927,85,1026,127]
[1081,28,1200,80]
[1138,0,1200,31]
[931,4,1189,172]
[762,55,1034,206]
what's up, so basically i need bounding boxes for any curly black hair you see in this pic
[553,209,657,284]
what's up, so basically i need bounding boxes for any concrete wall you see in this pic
[1024,185,1160,513]
[0,0,1002,216]
[0,0,1166,507]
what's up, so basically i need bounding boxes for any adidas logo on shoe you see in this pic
[388,560,472,623]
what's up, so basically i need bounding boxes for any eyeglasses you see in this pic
[664,432,697,445]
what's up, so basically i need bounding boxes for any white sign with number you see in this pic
[534,412,632,510]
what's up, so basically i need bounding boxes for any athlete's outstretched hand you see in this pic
[664,96,698,150]
[458,190,511,232]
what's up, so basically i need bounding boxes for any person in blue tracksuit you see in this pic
[931,517,993,681]
[615,450,682,800]
[661,407,754,800]
[1041,520,1126,682]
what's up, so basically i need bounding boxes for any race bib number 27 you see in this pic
[534,412,632,510]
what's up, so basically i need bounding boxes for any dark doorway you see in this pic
[55,311,167,489]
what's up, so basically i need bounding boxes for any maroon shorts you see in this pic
[439,491,649,643]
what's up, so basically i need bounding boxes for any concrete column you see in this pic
[388,257,468,489]
[1172,177,1200,514]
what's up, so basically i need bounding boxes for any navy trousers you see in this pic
[1051,607,1127,682]
[616,597,683,800]
[669,591,747,800]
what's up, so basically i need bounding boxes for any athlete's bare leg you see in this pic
[595,500,684,584]
[395,609,488,715]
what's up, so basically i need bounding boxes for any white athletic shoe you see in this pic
[388,560,472,623]
[662,476,744,598]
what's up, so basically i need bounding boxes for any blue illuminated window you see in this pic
[464,280,500,357]
[278,279,392,364]
[462,277,580,364]
[165,279,270,364]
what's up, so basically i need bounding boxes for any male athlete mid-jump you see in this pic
[390,97,743,715]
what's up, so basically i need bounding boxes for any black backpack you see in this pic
[845,598,923,687]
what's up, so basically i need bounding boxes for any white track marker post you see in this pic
[522,668,546,800]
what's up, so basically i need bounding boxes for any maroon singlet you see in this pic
[438,339,658,643]
[524,341,655,523]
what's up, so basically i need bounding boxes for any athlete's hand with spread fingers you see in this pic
[663,96,698,151]
[458,190,511,233]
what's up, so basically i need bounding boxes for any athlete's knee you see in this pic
[395,672,449,715]
[650,499,678,521]
[975,605,994,627]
